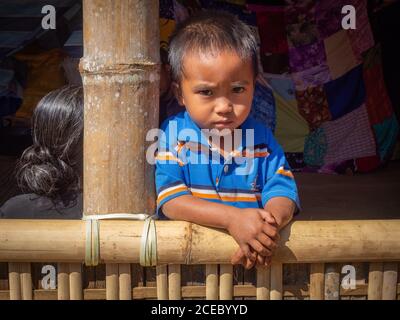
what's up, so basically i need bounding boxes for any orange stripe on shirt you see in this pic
[156,155,184,166]
[191,192,259,202]
[157,186,188,204]
[276,168,294,178]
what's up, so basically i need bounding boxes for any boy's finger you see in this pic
[256,254,265,266]
[262,223,279,240]
[257,233,277,252]
[248,239,272,257]
[240,244,255,262]
[244,257,255,270]
[258,210,277,225]
[231,248,244,265]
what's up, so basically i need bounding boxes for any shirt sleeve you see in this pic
[261,128,301,214]
[155,129,191,218]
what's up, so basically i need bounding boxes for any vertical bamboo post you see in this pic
[324,264,340,300]
[69,263,83,300]
[219,264,233,300]
[310,263,325,300]
[57,263,70,300]
[106,263,119,300]
[119,263,132,300]
[81,0,159,301]
[8,263,22,300]
[156,265,168,300]
[20,263,32,300]
[206,264,218,300]
[368,262,383,300]
[168,264,181,300]
[256,265,270,300]
[270,262,283,300]
[382,262,398,300]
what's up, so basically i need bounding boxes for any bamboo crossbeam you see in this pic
[1,220,400,264]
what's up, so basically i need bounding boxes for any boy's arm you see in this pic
[264,196,296,230]
[162,194,279,260]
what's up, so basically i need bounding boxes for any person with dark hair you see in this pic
[155,11,300,269]
[0,85,83,219]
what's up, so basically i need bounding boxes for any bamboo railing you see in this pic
[0,219,399,300]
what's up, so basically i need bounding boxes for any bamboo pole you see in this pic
[310,263,325,300]
[57,263,70,300]
[8,263,21,300]
[168,264,181,300]
[382,262,398,300]
[256,265,270,300]
[156,265,168,300]
[219,264,233,300]
[270,262,283,300]
[119,263,132,300]
[81,0,159,217]
[1,220,400,264]
[106,263,119,300]
[206,264,218,300]
[368,262,383,300]
[69,263,83,300]
[20,263,32,300]
[324,264,340,300]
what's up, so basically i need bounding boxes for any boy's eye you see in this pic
[198,89,213,96]
[232,87,245,93]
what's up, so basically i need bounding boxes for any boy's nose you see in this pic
[214,98,233,114]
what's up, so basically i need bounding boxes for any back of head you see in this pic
[168,10,259,82]
[17,85,83,203]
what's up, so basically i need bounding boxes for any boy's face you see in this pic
[177,50,255,134]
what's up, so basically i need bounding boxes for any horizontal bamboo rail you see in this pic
[0,220,399,264]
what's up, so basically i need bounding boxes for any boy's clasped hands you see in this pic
[227,208,280,269]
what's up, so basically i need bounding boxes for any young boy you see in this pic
[155,11,300,268]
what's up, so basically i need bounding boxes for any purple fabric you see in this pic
[289,40,327,73]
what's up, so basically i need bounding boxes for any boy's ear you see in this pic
[172,82,185,106]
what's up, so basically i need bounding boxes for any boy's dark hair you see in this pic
[168,10,259,82]
[17,85,83,205]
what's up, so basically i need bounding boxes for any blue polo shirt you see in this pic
[155,111,300,218]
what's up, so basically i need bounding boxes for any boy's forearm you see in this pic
[161,195,240,229]
[264,197,296,230]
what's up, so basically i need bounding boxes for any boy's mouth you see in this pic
[213,121,233,129]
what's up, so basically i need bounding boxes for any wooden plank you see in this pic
[382,262,398,300]
[310,263,324,300]
[219,264,233,300]
[368,262,383,300]
[270,262,283,300]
